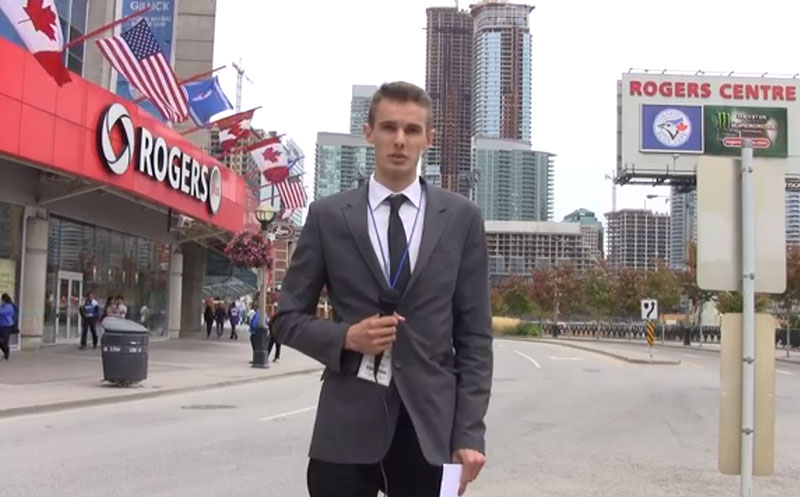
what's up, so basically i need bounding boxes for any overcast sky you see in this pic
[212,0,800,222]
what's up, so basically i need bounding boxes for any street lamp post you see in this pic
[253,203,276,369]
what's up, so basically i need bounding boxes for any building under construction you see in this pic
[425,7,474,197]
[606,209,670,271]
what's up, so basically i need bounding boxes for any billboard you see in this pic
[115,0,177,120]
[618,72,800,180]
[704,106,787,158]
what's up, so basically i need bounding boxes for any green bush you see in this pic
[505,322,541,337]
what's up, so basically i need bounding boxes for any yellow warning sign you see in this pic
[646,321,656,346]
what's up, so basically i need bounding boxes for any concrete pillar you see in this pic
[180,242,207,336]
[167,249,183,340]
[20,216,48,350]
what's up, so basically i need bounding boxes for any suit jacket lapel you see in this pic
[405,184,450,297]
[342,186,389,291]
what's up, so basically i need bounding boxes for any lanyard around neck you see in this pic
[367,185,424,290]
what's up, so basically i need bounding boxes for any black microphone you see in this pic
[374,288,401,381]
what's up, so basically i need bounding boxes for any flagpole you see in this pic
[63,7,152,50]
[133,65,228,104]
[180,106,262,136]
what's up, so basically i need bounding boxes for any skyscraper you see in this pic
[563,208,604,261]
[473,137,553,221]
[471,1,534,144]
[350,85,377,134]
[786,190,800,246]
[314,132,375,200]
[669,187,697,269]
[425,7,474,197]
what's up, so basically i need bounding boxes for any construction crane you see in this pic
[231,58,254,112]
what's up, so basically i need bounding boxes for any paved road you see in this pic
[1,340,798,497]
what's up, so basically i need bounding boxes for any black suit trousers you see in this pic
[307,402,442,497]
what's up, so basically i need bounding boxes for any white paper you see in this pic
[439,463,463,497]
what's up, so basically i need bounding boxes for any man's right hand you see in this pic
[344,314,404,356]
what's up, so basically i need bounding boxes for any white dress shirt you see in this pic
[367,174,426,285]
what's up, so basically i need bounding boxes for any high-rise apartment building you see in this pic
[425,7,474,197]
[350,85,377,134]
[471,1,534,143]
[473,137,553,221]
[669,187,697,269]
[606,209,670,271]
[563,208,604,261]
[485,220,589,284]
[314,132,375,200]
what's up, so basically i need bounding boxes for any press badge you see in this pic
[356,348,393,387]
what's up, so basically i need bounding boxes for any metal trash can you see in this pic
[101,317,149,386]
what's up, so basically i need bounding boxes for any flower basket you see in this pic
[225,231,272,269]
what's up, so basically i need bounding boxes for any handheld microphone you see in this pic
[374,288,401,381]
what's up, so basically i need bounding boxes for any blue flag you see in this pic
[183,76,233,126]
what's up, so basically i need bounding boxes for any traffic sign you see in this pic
[646,321,656,347]
[641,299,658,321]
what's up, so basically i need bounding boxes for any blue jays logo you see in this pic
[652,108,692,147]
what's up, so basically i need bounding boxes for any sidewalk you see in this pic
[0,334,322,418]
[539,335,800,365]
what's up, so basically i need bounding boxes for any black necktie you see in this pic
[388,194,411,294]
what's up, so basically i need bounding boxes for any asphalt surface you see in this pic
[1,340,798,497]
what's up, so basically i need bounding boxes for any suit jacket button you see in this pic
[393,360,403,369]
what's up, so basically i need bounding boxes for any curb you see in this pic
[543,337,800,365]
[502,337,681,365]
[0,366,323,419]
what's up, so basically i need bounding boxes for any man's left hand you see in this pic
[452,448,486,496]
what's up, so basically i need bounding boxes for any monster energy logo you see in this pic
[716,111,733,131]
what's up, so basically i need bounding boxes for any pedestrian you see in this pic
[204,300,215,339]
[102,296,114,319]
[228,302,240,340]
[108,295,127,319]
[272,82,493,497]
[0,293,18,361]
[79,291,100,350]
[249,301,265,361]
[214,302,226,338]
[266,309,280,363]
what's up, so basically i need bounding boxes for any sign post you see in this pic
[641,299,658,359]
[740,140,756,497]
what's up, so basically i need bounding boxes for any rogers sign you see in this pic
[629,79,797,102]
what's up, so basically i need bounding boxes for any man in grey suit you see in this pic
[273,81,493,497]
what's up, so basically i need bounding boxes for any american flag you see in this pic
[96,19,189,122]
[276,177,307,210]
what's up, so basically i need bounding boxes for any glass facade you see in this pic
[43,216,170,343]
[314,142,375,200]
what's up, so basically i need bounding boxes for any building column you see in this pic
[167,249,183,339]
[180,242,207,336]
[20,215,48,350]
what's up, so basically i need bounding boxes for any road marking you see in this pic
[497,344,506,348]
[682,361,704,369]
[548,356,584,361]
[513,350,542,368]
[259,405,316,422]
[777,369,794,376]
[682,353,702,359]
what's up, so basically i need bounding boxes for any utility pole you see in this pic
[231,58,253,112]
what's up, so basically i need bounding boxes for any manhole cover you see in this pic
[181,404,236,410]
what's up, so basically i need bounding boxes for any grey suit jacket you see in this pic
[272,179,493,465]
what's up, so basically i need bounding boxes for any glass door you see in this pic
[55,271,83,342]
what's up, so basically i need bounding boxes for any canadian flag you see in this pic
[0,0,71,85]
[215,109,255,153]
[247,136,290,184]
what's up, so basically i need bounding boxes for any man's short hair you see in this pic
[367,81,433,130]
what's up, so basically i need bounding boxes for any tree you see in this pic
[644,261,681,313]
[679,241,715,326]
[610,267,645,318]
[529,264,584,320]
[497,277,533,317]
[582,263,613,318]
[716,291,771,313]
[779,245,800,314]
[490,288,508,316]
